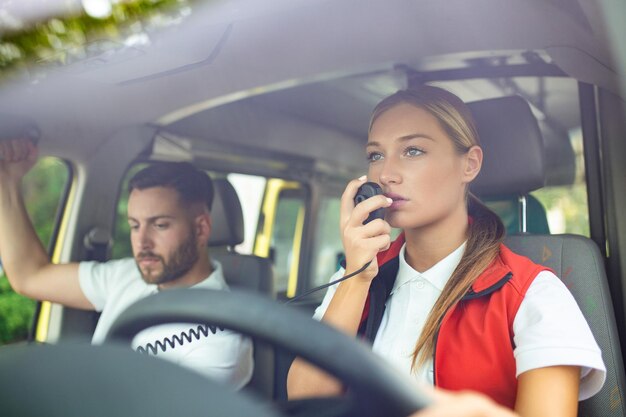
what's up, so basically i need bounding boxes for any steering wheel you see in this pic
[103,288,431,417]
[0,342,282,417]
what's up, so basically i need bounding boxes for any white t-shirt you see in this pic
[79,258,253,390]
[313,242,606,400]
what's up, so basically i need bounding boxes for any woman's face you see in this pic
[367,102,480,230]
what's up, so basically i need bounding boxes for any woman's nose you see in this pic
[379,160,402,185]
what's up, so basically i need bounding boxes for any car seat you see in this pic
[470,95,626,417]
[208,177,276,399]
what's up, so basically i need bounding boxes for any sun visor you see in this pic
[48,23,231,85]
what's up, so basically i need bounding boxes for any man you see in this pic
[0,138,253,389]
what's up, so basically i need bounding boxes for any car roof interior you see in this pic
[0,0,621,175]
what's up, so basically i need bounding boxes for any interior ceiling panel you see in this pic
[0,0,617,160]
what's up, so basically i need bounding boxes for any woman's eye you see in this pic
[367,152,383,162]
[404,147,424,157]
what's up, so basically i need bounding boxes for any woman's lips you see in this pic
[385,192,408,209]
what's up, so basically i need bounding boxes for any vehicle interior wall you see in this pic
[597,89,626,335]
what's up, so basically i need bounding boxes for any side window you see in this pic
[531,127,589,236]
[0,157,70,345]
[253,179,305,297]
[227,173,265,254]
[111,164,146,260]
[309,195,343,289]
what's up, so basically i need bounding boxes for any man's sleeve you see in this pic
[78,260,123,312]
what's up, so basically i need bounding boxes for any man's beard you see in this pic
[135,233,199,285]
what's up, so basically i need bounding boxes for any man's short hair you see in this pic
[128,162,214,211]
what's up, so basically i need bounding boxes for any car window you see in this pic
[111,163,147,260]
[309,195,343,290]
[0,156,70,345]
[531,127,589,236]
[226,173,266,254]
[253,180,306,297]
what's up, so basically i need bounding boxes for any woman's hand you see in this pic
[340,176,392,280]
[415,389,519,417]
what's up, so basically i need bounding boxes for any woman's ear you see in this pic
[462,145,483,183]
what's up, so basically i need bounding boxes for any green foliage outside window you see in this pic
[112,163,147,260]
[0,0,191,83]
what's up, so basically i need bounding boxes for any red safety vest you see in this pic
[358,233,549,408]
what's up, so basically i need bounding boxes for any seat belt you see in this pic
[83,227,112,263]
[83,227,112,328]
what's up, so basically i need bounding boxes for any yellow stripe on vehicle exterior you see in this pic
[253,179,301,257]
[286,205,305,298]
[35,174,77,342]
[253,179,303,298]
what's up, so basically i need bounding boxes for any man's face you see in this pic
[127,186,199,285]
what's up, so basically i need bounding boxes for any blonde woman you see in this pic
[288,86,605,416]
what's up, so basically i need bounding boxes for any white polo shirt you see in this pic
[79,258,254,390]
[314,242,606,400]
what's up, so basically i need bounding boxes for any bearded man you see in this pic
[0,138,253,389]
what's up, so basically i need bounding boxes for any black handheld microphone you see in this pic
[354,182,385,224]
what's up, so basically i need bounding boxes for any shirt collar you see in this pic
[393,241,467,294]
[190,260,229,291]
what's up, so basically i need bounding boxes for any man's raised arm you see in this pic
[0,138,93,310]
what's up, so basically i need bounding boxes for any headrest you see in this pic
[208,178,245,247]
[469,96,545,197]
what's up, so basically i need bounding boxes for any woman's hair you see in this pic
[370,85,506,371]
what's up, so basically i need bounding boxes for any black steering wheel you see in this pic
[103,288,431,417]
[0,341,282,417]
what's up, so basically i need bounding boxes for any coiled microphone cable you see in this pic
[136,323,224,355]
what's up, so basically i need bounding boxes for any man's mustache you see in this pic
[136,252,163,261]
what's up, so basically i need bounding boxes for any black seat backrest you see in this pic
[468,96,626,416]
[208,177,275,399]
[209,177,274,295]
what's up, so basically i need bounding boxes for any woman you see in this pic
[287,86,605,416]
